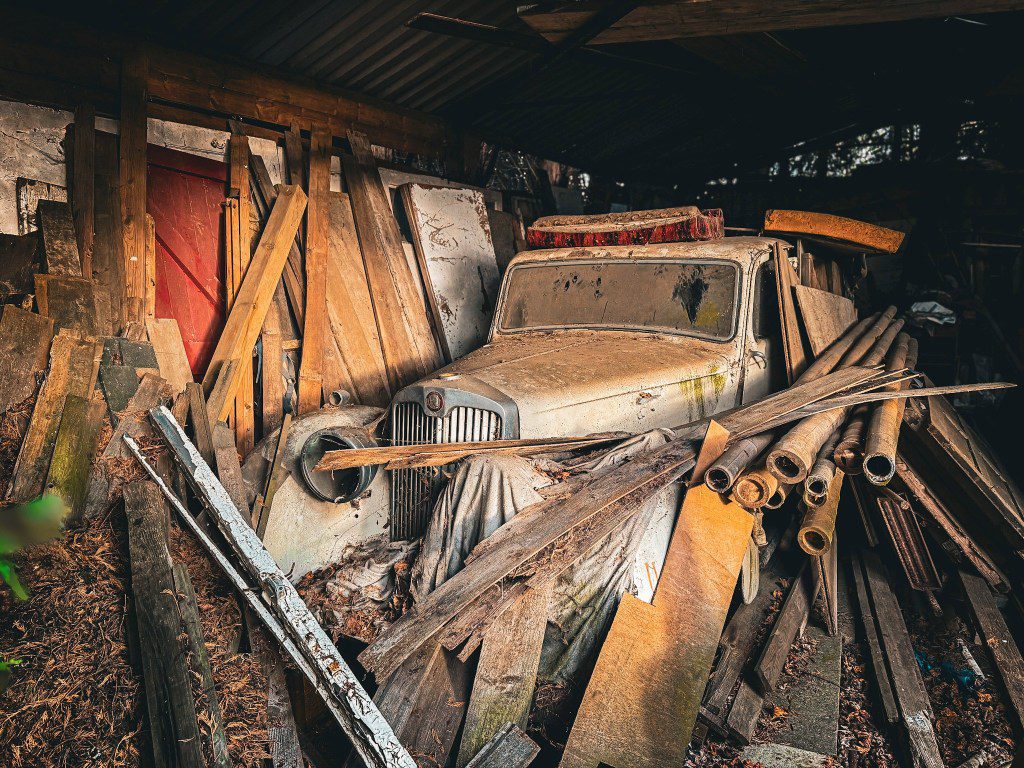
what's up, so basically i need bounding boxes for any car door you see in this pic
[741,254,786,403]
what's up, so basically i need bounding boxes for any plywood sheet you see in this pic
[559,486,753,768]
[401,184,501,361]
[794,285,857,357]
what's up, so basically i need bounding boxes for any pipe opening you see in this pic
[773,454,802,480]
[802,530,828,554]
[706,468,733,493]
[865,454,894,482]
[806,477,828,496]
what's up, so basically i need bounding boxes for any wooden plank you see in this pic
[44,394,104,523]
[36,199,82,276]
[519,1,1023,45]
[960,570,1024,731]
[343,130,442,391]
[765,209,905,255]
[146,318,193,396]
[861,550,945,768]
[147,407,416,768]
[261,295,285,434]
[560,486,752,768]
[34,274,97,336]
[400,183,501,361]
[0,305,54,413]
[323,191,390,406]
[124,480,205,768]
[753,560,813,693]
[185,382,217,472]
[774,243,808,383]
[171,562,232,768]
[465,723,540,768]
[297,128,331,414]
[93,131,123,335]
[9,333,96,501]
[202,185,307,423]
[71,104,95,277]
[850,553,899,724]
[228,134,256,456]
[213,422,249,516]
[794,285,857,356]
[456,582,552,767]
[119,50,148,324]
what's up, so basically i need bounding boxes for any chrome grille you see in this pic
[390,402,503,540]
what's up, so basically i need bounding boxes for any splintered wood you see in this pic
[560,486,752,768]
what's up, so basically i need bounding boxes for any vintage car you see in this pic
[257,235,791,577]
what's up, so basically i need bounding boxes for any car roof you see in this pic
[505,235,790,269]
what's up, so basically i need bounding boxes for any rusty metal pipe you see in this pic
[732,465,780,510]
[704,431,775,493]
[833,405,869,474]
[797,470,845,555]
[806,429,841,497]
[863,335,918,486]
[767,311,902,484]
[764,482,794,510]
[795,312,879,384]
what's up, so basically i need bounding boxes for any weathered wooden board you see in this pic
[16,177,66,235]
[92,131,123,335]
[559,486,753,768]
[401,183,501,361]
[70,105,95,278]
[794,285,857,357]
[124,480,205,768]
[343,131,442,390]
[456,582,552,767]
[861,550,944,768]
[0,305,54,413]
[960,570,1024,730]
[119,51,149,323]
[764,209,905,254]
[34,274,97,336]
[323,191,391,406]
[146,317,193,396]
[850,552,899,724]
[774,244,808,383]
[44,394,104,522]
[9,333,97,501]
[464,723,539,768]
[36,199,82,276]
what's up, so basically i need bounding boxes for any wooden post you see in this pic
[297,128,330,414]
[144,212,156,319]
[124,480,205,768]
[72,105,95,277]
[229,134,255,454]
[119,50,149,325]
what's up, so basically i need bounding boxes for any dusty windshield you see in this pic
[498,259,739,340]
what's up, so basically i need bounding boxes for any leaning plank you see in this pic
[323,191,391,407]
[297,128,331,414]
[202,184,307,424]
[171,562,232,768]
[145,318,193,396]
[44,394,104,523]
[861,550,945,768]
[465,723,540,768]
[34,274,97,336]
[774,243,808,383]
[147,406,416,768]
[794,285,857,356]
[93,131,124,335]
[343,130,442,390]
[71,105,95,277]
[9,333,97,501]
[119,50,148,324]
[560,486,753,768]
[36,199,82,276]
[456,582,552,768]
[124,480,205,768]
[850,553,900,725]
[960,570,1024,730]
[753,559,813,693]
[0,305,54,414]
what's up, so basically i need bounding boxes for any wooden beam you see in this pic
[229,133,255,455]
[44,394,104,523]
[119,49,148,325]
[519,1,1024,45]
[37,200,82,276]
[297,128,330,414]
[202,185,307,424]
[960,570,1024,732]
[753,560,813,693]
[464,723,540,768]
[124,480,205,768]
[850,553,900,725]
[71,105,95,277]
[766,210,906,255]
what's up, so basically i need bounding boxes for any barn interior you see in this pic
[2,3,1024,768]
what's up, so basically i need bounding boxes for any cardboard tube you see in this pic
[863,335,917,485]
[806,430,841,497]
[732,466,780,509]
[798,470,845,555]
[704,432,775,492]
[834,405,869,474]
[764,482,794,510]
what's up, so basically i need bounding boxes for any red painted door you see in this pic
[147,144,227,376]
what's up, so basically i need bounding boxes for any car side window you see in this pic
[753,260,780,339]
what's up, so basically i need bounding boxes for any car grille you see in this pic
[390,402,503,540]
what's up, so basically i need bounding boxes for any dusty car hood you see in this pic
[428,330,737,434]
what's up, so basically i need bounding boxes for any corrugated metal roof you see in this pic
[55,3,1024,183]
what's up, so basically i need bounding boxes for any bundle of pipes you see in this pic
[700,306,919,556]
